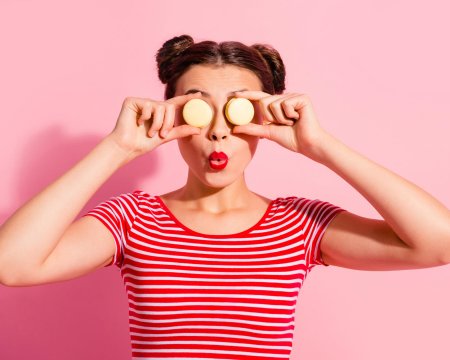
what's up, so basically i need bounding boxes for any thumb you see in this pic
[232,123,270,139]
[165,124,201,141]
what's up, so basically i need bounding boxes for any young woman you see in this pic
[0,34,449,359]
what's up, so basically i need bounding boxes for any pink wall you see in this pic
[1,0,449,359]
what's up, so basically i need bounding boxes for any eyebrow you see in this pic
[184,88,248,97]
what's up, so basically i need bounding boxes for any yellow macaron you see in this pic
[225,98,254,125]
[182,98,213,128]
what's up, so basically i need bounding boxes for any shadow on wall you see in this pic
[13,125,159,214]
[0,125,160,360]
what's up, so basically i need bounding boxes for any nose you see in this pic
[208,107,231,141]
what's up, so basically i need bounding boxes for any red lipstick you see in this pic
[208,151,228,170]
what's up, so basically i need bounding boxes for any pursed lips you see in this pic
[208,151,229,170]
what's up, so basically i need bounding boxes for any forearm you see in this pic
[315,131,450,258]
[0,135,130,276]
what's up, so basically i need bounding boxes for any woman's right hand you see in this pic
[108,92,203,162]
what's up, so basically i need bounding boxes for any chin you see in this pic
[188,161,247,189]
[199,171,243,189]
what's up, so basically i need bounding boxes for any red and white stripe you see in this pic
[85,190,342,360]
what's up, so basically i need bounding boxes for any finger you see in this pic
[235,91,288,125]
[148,104,165,137]
[137,100,154,126]
[259,98,277,124]
[232,123,271,140]
[286,93,312,116]
[166,92,203,129]
[270,94,299,125]
[160,103,175,138]
[165,91,203,107]
[165,124,201,141]
[281,95,302,121]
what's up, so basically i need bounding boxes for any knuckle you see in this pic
[154,110,164,122]
[164,115,175,127]
[281,101,293,113]
[301,93,310,102]
[165,103,176,112]
[143,100,153,108]
[123,96,133,105]
[265,111,275,121]
[260,97,270,106]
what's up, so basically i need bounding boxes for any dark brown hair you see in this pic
[156,35,286,100]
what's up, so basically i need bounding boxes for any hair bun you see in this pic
[251,43,286,94]
[156,34,194,84]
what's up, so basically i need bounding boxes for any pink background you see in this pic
[1,0,449,359]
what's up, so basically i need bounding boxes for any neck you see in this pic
[174,170,256,214]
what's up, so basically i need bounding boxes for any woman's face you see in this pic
[174,64,264,189]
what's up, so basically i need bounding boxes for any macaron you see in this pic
[225,98,254,125]
[182,98,213,128]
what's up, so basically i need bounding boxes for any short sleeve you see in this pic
[82,190,142,267]
[295,198,344,269]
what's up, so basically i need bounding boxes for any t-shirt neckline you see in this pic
[154,195,277,238]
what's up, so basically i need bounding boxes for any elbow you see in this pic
[440,249,450,266]
[436,237,450,266]
[1,275,38,287]
[0,260,18,286]
[1,277,18,287]
[0,267,37,287]
[439,226,450,265]
[0,271,25,287]
[0,253,42,287]
[427,224,450,266]
[0,273,17,287]
[0,263,10,286]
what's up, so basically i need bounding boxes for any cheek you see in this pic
[233,134,260,159]
[176,136,203,163]
[177,137,192,154]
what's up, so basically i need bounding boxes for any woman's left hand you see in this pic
[232,91,328,161]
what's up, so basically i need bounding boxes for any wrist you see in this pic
[300,130,336,164]
[310,131,352,169]
[101,135,137,167]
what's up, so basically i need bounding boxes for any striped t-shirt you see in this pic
[84,190,343,360]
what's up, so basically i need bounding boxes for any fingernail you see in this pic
[161,130,168,138]
[150,131,156,137]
